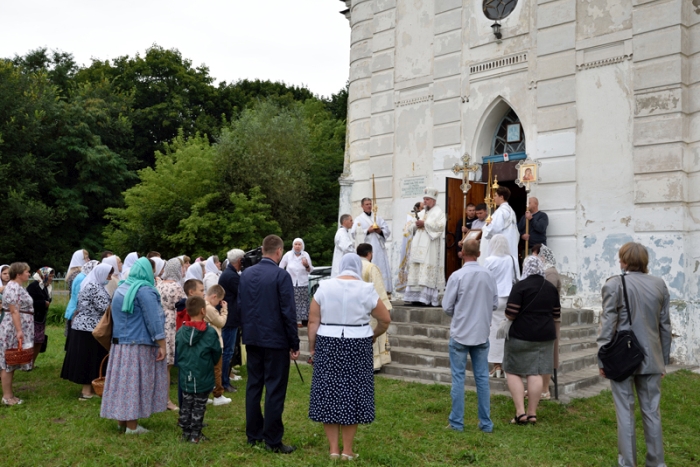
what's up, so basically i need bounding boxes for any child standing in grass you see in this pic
[204,285,230,406]
[176,296,221,443]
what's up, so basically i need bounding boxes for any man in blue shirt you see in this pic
[442,239,498,433]
[238,235,300,453]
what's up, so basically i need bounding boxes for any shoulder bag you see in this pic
[92,305,113,351]
[597,274,645,382]
[510,256,520,286]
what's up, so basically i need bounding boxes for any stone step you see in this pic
[387,321,599,341]
[391,305,596,327]
[386,334,597,355]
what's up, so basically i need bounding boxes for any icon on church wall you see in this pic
[506,123,521,143]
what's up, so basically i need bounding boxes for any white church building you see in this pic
[336,0,700,363]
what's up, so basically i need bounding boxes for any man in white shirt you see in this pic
[404,187,446,306]
[331,214,355,277]
[354,198,393,294]
[480,187,520,276]
[442,239,498,433]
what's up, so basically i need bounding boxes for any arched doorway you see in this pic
[445,105,528,279]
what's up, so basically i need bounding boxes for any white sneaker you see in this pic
[232,375,243,381]
[213,395,232,406]
[125,425,150,435]
[206,398,214,405]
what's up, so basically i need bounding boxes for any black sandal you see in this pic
[510,414,528,425]
[527,415,537,425]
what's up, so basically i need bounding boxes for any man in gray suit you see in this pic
[598,242,672,467]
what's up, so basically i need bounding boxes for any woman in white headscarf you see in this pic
[156,258,186,411]
[61,263,114,400]
[503,256,561,425]
[307,254,391,460]
[102,255,122,297]
[66,249,90,292]
[121,252,139,280]
[483,234,518,378]
[279,238,315,327]
[184,263,204,282]
[152,257,166,284]
[202,255,222,292]
[26,267,55,364]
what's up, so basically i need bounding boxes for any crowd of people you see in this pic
[0,185,673,464]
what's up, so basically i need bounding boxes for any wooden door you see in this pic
[445,178,486,280]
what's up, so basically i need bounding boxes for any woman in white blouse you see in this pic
[483,234,518,378]
[307,254,390,461]
[279,238,314,327]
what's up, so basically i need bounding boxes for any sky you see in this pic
[0,0,351,98]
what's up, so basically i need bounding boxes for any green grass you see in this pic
[2,326,699,466]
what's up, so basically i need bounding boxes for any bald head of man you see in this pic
[528,197,539,213]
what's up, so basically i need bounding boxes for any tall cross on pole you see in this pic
[452,153,480,254]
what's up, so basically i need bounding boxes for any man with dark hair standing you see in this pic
[238,235,300,454]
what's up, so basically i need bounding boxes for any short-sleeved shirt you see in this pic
[72,283,111,332]
[506,275,561,342]
[314,278,379,339]
[2,281,33,313]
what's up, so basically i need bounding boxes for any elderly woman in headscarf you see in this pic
[184,263,204,282]
[121,252,139,281]
[60,263,114,400]
[27,267,55,364]
[66,249,90,292]
[307,254,391,460]
[279,238,315,327]
[101,257,167,434]
[0,263,34,405]
[156,257,186,411]
[102,255,122,297]
[503,256,561,425]
[64,260,99,348]
[152,257,166,284]
[531,244,562,400]
[202,255,222,292]
[483,234,518,378]
[0,264,10,293]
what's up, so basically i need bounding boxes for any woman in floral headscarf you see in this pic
[156,257,186,411]
[279,238,314,327]
[64,260,99,349]
[27,267,55,364]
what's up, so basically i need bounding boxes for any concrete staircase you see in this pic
[298,303,609,401]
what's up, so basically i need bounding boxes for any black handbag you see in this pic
[598,274,645,382]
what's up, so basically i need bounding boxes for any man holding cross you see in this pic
[518,197,549,247]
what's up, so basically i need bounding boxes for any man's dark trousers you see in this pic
[245,345,291,447]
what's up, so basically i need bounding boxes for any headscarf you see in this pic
[292,238,305,256]
[487,234,510,258]
[81,260,99,276]
[162,258,183,282]
[520,256,545,280]
[102,255,121,275]
[539,245,556,270]
[152,257,166,278]
[68,249,88,270]
[0,264,9,286]
[195,257,203,263]
[205,256,221,276]
[222,259,230,271]
[121,252,139,279]
[80,263,113,292]
[121,257,158,314]
[184,263,203,281]
[338,253,363,280]
[32,267,55,297]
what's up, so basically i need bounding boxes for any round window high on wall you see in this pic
[482,0,518,21]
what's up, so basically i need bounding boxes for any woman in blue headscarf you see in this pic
[100,257,168,435]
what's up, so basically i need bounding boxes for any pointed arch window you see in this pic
[491,109,526,156]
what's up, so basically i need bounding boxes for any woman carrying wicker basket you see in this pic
[0,262,35,406]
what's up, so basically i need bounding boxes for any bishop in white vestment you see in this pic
[331,214,355,277]
[404,187,446,306]
[480,187,520,276]
[353,198,393,293]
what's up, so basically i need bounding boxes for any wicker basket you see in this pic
[91,354,109,396]
[5,338,33,367]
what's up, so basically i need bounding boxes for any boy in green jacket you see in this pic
[176,295,222,443]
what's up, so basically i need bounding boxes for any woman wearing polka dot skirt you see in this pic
[307,253,391,461]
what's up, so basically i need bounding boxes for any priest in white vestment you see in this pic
[353,198,393,293]
[480,187,520,276]
[357,242,392,371]
[404,187,446,306]
[331,214,355,277]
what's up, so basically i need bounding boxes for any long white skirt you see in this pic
[488,297,508,364]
